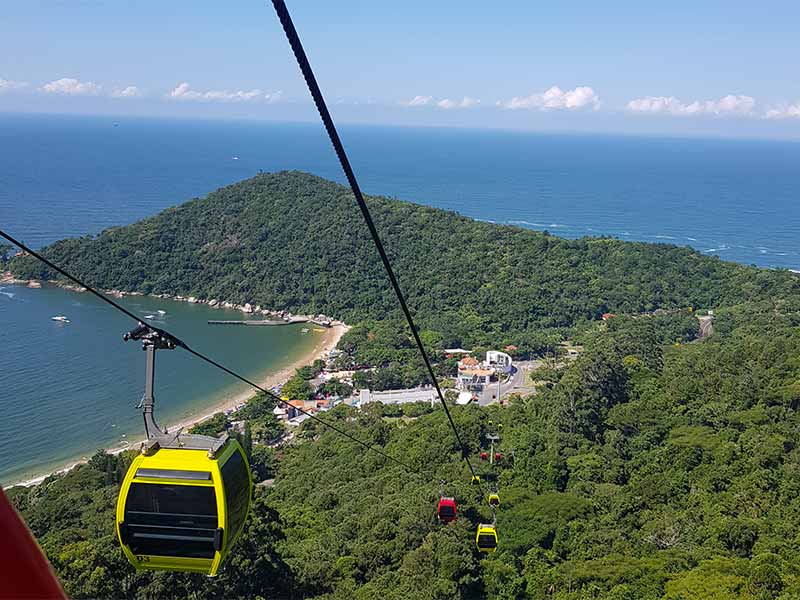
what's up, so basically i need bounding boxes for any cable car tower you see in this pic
[486,433,501,465]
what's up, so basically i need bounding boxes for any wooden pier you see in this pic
[208,318,332,328]
[208,319,293,326]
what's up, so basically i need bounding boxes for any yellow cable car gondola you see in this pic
[116,437,251,575]
[488,493,500,507]
[476,523,498,553]
[115,324,252,576]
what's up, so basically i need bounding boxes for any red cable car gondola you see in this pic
[494,452,503,462]
[437,497,457,523]
[480,452,488,461]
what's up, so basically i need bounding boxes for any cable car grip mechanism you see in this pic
[123,323,227,458]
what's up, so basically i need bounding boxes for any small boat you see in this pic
[143,314,155,319]
[51,316,70,323]
[156,310,167,315]
[301,328,309,333]
[232,156,240,160]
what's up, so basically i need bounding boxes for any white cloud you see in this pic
[499,86,600,111]
[0,78,28,93]
[765,103,800,120]
[41,78,143,99]
[626,94,756,116]
[437,96,480,109]
[41,77,102,96]
[168,82,281,103]
[402,95,479,109]
[404,95,433,107]
[111,85,141,98]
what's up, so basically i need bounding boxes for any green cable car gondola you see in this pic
[115,324,252,576]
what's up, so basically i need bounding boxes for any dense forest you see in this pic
[8,171,800,598]
[10,303,800,599]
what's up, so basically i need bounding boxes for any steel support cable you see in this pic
[269,0,490,503]
[0,228,418,473]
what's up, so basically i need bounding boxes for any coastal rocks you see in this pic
[7,272,343,333]
[44,280,88,293]
[1,271,22,284]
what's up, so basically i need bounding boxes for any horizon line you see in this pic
[2,109,800,145]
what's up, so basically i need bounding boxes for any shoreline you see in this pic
[9,322,349,488]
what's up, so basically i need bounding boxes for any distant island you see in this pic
[7,171,800,599]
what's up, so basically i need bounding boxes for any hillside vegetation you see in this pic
[10,304,800,599]
[9,172,800,599]
[10,171,796,355]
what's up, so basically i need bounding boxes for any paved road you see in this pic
[697,315,714,338]
[478,360,541,406]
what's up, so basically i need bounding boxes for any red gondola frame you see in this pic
[437,496,457,523]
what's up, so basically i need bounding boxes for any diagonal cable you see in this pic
[0,228,418,473]
[269,0,489,503]
[1,230,158,330]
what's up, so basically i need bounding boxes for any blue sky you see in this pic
[2,0,800,139]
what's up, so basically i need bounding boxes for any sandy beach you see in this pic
[12,323,349,488]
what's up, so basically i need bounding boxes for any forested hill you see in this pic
[11,172,800,599]
[12,304,800,599]
[10,171,797,351]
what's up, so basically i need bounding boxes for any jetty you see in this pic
[208,318,332,328]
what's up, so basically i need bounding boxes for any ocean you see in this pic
[3,113,800,267]
[0,284,319,485]
[1,113,799,483]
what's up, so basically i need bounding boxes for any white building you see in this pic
[485,350,513,373]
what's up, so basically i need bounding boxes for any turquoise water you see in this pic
[2,113,800,483]
[0,283,319,485]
